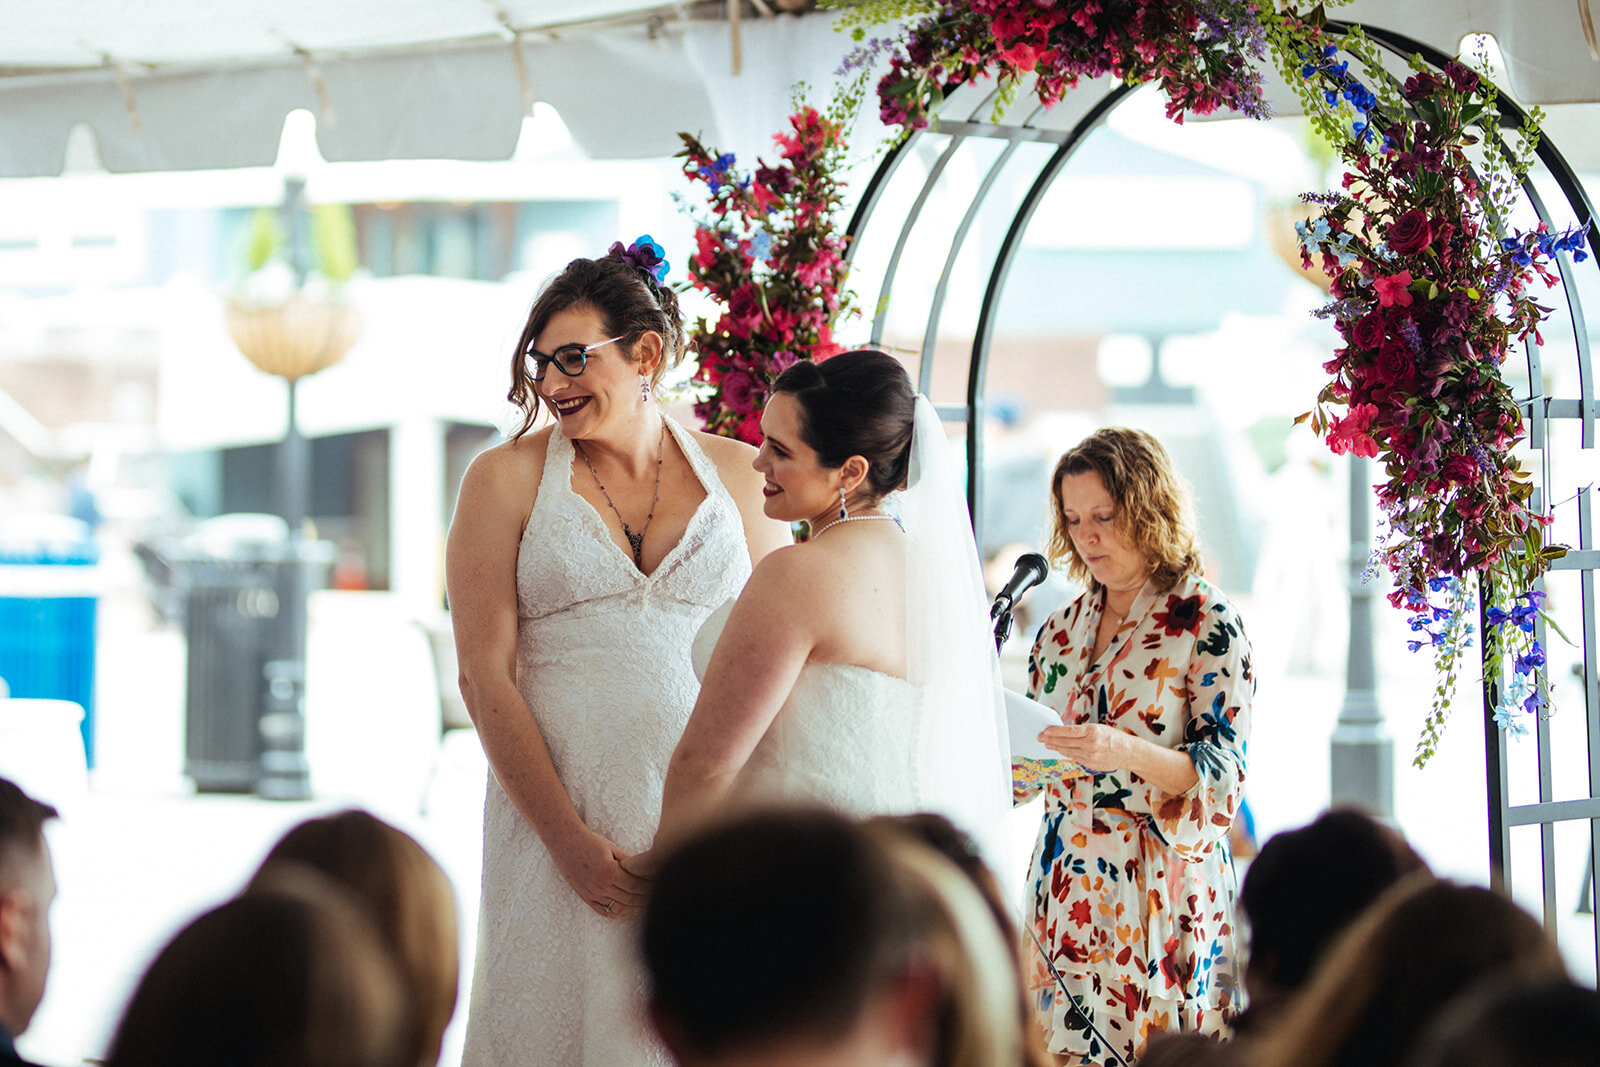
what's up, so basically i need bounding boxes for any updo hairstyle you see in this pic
[508,255,687,440]
[770,349,916,503]
[1046,426,1201,592]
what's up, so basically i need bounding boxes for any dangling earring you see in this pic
[838,487,848,521]
[640,377,652,403]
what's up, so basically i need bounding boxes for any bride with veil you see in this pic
[628,349,1012,872]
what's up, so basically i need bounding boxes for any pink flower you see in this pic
[721,370,760,414]
[997,40,1040,68]
[750,181,780,213]
[1374,272,1414,307]
[728,284,764,330]
[694,227,723,269]
[1328,403,1381,458]
[1443,454,1477,485]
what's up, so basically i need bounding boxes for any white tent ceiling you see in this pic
[0,1,1596,177]
[0,1,843,175]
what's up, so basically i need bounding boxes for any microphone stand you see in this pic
[991,595,1016,653]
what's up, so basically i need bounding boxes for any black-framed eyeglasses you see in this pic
[525,335,624,381]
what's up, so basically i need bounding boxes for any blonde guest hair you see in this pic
[1250,875,1567,1067]
[865,814,1051,1067]
[251,810,460,1067]
[870,829,1028,1067]
[1046,426,1201,593]
[105,869,409,1067]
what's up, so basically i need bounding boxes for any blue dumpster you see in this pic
[0,517,100,767]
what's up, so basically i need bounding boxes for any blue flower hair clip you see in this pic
[607,235,671,284]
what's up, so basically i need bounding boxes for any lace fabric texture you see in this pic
[462,418,751,1067]
[691,600,929,816]
[684,394,1012,869]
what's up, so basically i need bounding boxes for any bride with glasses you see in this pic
[628,350,1012,880]
[447,240,789,1066]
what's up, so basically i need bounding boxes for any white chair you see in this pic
[0,698,90,812]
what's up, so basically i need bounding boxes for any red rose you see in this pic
[1388,209,1434,256]
[1376,339,1413,385]
[1350,312,1385,351]
[728,285,763,328]
[721,370,760,414]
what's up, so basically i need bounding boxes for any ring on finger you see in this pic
[603,899,614,913]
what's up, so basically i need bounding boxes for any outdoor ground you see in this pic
[5,546,1595,1066]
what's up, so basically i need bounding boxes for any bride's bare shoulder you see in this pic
[458,428,553,508]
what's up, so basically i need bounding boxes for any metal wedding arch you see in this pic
[840,22,1599,972]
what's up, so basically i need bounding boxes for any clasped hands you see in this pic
[561,827,654,921]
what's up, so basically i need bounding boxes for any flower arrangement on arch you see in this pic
[677,85,864,445]
[829,0,1592,762]
[1274,14,1592,763]
[832,0,1271,133]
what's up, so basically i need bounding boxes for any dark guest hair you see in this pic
[1410,976,1600,1067]
[1252,878,1567,1067]
[0,777,57,882]
[1240,808,1428,994]
[641,808,920,1060]
[507,254,687,440]
[771,349,916,502]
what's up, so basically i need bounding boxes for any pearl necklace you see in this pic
[809,511,903,540]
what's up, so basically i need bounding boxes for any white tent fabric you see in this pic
[0,1,1595,177]
[0,1,842,176]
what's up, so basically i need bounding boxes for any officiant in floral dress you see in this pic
[1019,427,1253,1066]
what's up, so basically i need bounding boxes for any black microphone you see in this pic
[991,551,1049,619]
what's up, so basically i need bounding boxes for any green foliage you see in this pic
[310,204,359,284]
[244,208,285,274]
[237,201,360,287]
[819,0,939,40]
[1412,576,1472,768]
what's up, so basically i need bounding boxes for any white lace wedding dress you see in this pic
[462,419,751,1067]
[691,600,931,818]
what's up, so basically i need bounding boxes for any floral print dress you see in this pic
[1019,574,1253,1065]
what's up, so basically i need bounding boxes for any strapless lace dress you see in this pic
[462,419,751,1067]
[690,600,930,817]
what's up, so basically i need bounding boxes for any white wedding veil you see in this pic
[895,396,1014,871]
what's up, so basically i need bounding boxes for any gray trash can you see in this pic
[175,535,334,793]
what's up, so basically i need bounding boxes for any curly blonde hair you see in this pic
[1045,426,1202,593]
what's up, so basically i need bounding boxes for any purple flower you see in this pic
[609,235,671,282]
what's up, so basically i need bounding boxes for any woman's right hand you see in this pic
[553,826,650,920]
